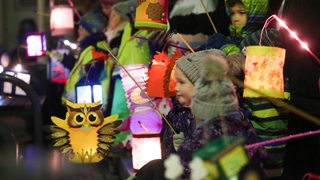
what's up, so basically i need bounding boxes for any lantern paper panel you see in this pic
[76,84,102,104]
[243,46,286,98]
[3,71,31,96]
[50,5,74,36]
[135,0,168,31]
[120,64,152,114]
[45,101,122,163]
[132,133,162,171]
[25,33,47,58]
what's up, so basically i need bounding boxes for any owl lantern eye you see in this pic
[87,112,98,124]
[74,113,85,125]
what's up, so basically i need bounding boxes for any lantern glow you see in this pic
[76,83,102,104]
[2,69,31,96]
[132,133,162,171]
[243,46,286,98]
[25,33,47,58]
[50,5,74,36]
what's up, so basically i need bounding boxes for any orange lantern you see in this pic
[135,0,168,31]
[243,46,286,98]
[50,5,74,36]
[146,51,180,98]
[132,133,162,171]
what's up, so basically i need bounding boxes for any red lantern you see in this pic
[147,50,182,98]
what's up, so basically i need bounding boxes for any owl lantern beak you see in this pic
[81,122,91,131]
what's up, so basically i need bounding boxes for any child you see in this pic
[162,49,220,159]
[174,50,266,179]
[62,10,111,113]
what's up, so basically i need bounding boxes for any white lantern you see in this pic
[50,5,74,36]
[25,33,47,58]
[75,83,102,104]
[2,69,31,96]
[132,133,162,171]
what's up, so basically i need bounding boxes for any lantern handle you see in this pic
[199,0,218,33]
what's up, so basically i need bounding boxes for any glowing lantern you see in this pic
[132,133,162,171]
[50,5,74,36]
[2,65,31,96]
[25,33,47,58]
[135,0,168,31]
[75,83,102,104]
[46,101,122,163]
[147,50,182,98]
[120,64,163,170]
[243,46,286,98]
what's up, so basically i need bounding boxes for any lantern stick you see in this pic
[262,15,320,65]
[176,33,195,53]
[138,121,149,132]
[245,129,320,149]
[199,0,218,33]
[103,44,178,135]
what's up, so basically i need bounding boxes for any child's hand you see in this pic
[173,132,185,151]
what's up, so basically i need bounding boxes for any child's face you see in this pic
[108,9,123,29]
[174,67,195,108]
[230,3,247,26]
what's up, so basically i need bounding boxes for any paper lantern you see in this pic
[25,33,47,58]
[193,137,249,180]
[135,0,168,31]
[50,5,74,36]
[132,133,162,171]
[2,68,31,96]
[46,101,121,163]
[147,50,181,98]
[243,46,286,98]
[76,83,102,104]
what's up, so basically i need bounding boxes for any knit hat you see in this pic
[78,10,107,35]
[112,1,130,21]
[175,49,225,84]
[191,54,239,120]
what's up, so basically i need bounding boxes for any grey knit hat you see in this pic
[112,1,130,21]
[191,53,239,120]
[175,49,225,84]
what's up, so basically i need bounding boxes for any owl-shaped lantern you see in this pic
[45,101,122,163]
[135,0,168,30]
[244,46,286,99]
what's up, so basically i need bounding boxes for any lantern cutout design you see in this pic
[50,5,74,36]
[244,46,286,98]
[25,33,47,58]
[120,64,163,170]
[3,69,31,96]
[135,0,168,31]
[45,101,122,163]
[147,50,182,98]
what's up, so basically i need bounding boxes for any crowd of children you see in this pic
[52,0,320,179]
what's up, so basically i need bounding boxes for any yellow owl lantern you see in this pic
[46,100,122,163]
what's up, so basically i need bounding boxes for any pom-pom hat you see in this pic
[191,53,239,120]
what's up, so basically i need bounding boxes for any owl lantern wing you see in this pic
[43,124,73,155]
[97,117,122,156]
